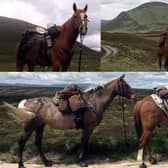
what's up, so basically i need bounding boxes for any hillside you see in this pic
[0,16,99,71]
[102,2,168,32]
[101,32,159,71]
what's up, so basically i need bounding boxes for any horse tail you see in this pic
[133,99,143,139]
[3,101,36,127]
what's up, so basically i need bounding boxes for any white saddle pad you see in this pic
[151,94,168,116]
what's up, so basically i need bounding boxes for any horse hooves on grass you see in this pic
[80,161,88,167]
[44,160,53,167]
[139,162,147,168]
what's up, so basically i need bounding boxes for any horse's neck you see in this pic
[85,82,117,116]
[61,17,79,49]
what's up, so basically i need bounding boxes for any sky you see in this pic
[0,72,168,89]
[101,0,168,20]
[0,0,100,51]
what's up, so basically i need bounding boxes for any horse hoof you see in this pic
[19,165,26,168]
[139,162,147,168]
[44,160,53,167]
[80,161,88,167]
[149,157,157,164]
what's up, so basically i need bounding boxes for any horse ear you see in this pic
[73,3,77,12]
[119,74,125,80]
[84,4,88,12]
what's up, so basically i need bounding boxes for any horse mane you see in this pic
[83,84,104,94]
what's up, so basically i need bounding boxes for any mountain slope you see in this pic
[103,2,168,32]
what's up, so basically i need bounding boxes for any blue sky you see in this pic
[102,0,168,20]
[0,72,168,89]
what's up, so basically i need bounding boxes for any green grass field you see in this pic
[0,87,167,163]
[0,42,100,72]
[101,32,160,71]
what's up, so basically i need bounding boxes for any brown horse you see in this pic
[157,30,168,71]
[5,75,135,168]
[16,3,88,71]
[133,96,168,168]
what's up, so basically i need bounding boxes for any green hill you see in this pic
[101,31,159,71]
[0,16,99,71]
[103,2,168,32]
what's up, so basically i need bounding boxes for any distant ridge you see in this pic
[102,1,168,32]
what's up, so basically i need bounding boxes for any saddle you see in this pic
[52,84,88,129]
[55,84,88,114]
[151,86,168,116]
[19,25,60,64]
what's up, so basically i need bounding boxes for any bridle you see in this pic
[118,80,128,145]
[78,14,89,72]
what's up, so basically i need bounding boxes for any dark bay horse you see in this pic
[157,30,168,71]
[16,3,88,71]
[5,75,135,168]
[133,96,168,168]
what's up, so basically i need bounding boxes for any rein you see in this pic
[118,80,128,145]
[78,18,89,72]
[78,34,84,72]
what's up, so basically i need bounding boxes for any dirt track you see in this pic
[1,160,168,168]
[101,44,118,64]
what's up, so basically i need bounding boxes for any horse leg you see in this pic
[18,129,34,168]
[61,62,71,72]
[146,136,157,164]
[51,58,61,71]
[16,60,25,71]
[34,124,52,167]
[27,63,35,72]
[79,128,93,167]
[158,56,162,71]
[137,129,152,168]
[164,56,168,71]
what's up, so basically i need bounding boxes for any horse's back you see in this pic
[18,97,76,130]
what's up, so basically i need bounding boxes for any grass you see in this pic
[0,43,100,72]
[103,2,168,32]
[0,87,167,163]
[101,32,159,71]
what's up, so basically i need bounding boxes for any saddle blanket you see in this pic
[151,94,168,116]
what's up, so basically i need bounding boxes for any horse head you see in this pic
[115,74,136,100]
[73,3,88,36]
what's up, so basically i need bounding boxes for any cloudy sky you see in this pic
[102,0,168,20]
[0,72,168,89]
[0,0,100,51]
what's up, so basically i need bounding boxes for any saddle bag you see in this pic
[69,95,87,113]
[58,99,70,113]
[48,25,60,37]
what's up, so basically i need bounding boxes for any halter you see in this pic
[118,80,128,145]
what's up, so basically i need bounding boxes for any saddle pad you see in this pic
[150,94,168,116]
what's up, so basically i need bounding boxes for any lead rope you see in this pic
[119,81,127,145]
[78,34,84,72]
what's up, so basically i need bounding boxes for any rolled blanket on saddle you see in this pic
[53,84,88,114]
[154,86,168,99]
